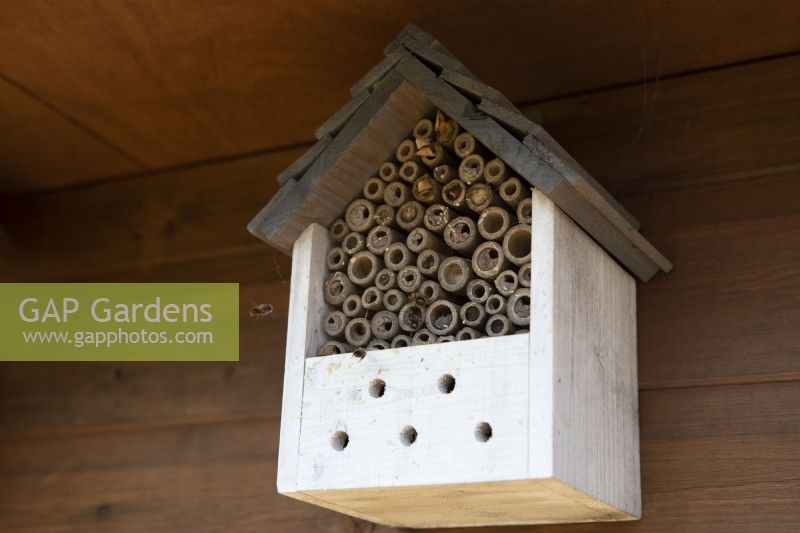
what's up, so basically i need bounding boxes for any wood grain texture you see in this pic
[0,149,300,283]
[1,383,796,532]
[530,190,640,517]
[2,21,800,532]
[1,1,799,191]
[0,76,141,191]
[278,224,331,492]
[522,53,800,198]
[0,282,290,435]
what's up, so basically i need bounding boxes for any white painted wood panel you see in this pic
[297,335,530,490]
[277,223,331,493]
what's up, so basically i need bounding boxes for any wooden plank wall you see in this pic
[1,54,800,533]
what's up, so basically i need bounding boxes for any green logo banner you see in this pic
[0,283,239,361]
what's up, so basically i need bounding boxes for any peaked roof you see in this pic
[248,24,671,282]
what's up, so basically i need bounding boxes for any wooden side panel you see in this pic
[296,335,530,492]
[277,223,331,493]
[530,190,640,517]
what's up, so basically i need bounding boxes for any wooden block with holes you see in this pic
[273,189,640,528]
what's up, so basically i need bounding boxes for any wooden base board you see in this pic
[285,478,636,528]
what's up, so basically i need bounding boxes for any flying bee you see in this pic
[249,303,274,319]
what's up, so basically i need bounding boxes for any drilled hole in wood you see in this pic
[368,378,386,398]
[331,431,349,451]
[475,422,492,442]
[400,426,418,446]
[438,374,456,394]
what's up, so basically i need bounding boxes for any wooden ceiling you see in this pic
[0,0,798,193]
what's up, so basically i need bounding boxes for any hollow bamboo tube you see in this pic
[418,144,456,168]
[425,299,461,335]
[506,287,531,327]
[516,197,532,225]
[485,293,507,315]
[371,310,400,340]
[318,341,353,356]
[418,280,444,303]
[383,288,408,313]
[342,293,364,317]
[345,199,377,233]
[379,161,399,183]
[396,201,425,231]
[477,206,514,241]
[361,287,384,312]
[374,268,397,291]
[323,272,359,306]
[373,204,397,228]
[472,241,508,281]
[407,227,448,254]
[458,154,485,185]
[437,335,455,343]
[368,339,390,350]
[417,249,445,277]
[397,265,425,293]
[494,269,519,297]
[434,110,460,148]
[323,310,348,339]
[484,158,508,186]
[499,177,525,208]
[344,317,372,347]
[453,132,481,158]
[362,177,386,202]
[515,329,529,335]
[459,301,487,328]
[485,314,517,337]
[366,225,404,255]
[442,179,468,212]
[391,334,413,348]
[384,181,411,207]
[433,164,457,185]
[398,302,425,332]
[412,174,443,204]
[437,256,475,294]
[329,218,349,243]
[412,328,438,345]
[444,216,480,255]
[347,250,383,287]
[396,139,418,163]
[384,242,416,272]
[424,204,453,234]
[503,224,532,266]
[399,160,424,184]
[466,278,495,304]
[325,247,349,271]
[466,183,500,213]
[455,327,482,341]
[518,263,531,288]
[413,118,434,142]
[341,231,366,255]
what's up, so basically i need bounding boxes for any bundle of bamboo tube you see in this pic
[318,110,532,356]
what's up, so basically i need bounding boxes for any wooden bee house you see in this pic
[248,24,671,528]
